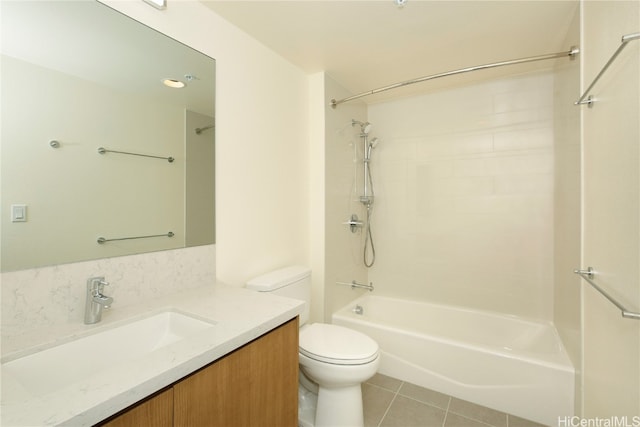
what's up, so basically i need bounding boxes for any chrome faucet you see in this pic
[84,276,113,324]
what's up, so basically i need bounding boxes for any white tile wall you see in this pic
[368,72,555,320]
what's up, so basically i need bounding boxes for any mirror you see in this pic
[1,0,216,272]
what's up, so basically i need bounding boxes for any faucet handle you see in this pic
[88,276,109,294]
[96,279,109,294]
[85,276,113,324]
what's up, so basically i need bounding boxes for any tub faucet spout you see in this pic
[84,276,113,324]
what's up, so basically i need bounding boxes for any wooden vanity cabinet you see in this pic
[98,317,299,427]
[100,388,173,427]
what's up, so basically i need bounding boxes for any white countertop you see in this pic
[1,283,304,426]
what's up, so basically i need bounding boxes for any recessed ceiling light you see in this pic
[162,78,185,89]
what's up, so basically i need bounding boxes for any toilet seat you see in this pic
[299,323,379,365]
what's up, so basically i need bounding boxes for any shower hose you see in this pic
[364,203,376,267]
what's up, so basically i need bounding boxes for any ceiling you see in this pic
[202,0,579,104]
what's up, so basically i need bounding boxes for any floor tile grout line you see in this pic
[445,409,507,427]
[397,393,451,411]
[365,381,403,395]
[445,399,509,427]
[389,388,506,427]
[442,396,452,427]
[366,375,541,427]
[376,380,403,427]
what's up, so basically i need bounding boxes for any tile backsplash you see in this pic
[1,245,215,356]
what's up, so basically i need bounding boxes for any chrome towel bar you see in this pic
[97,231,174,244]
[98,147,174,163]
[575,32,640,107]
[336,280,374,292]
[573,267,640,320]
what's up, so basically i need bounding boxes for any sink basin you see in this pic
[2,311,216,397]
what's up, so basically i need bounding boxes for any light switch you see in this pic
[11,204,27,222]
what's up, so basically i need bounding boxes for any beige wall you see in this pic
[308,72,326,323]
[366,72,556,320]
[102,0,310,287]
[553,6,582,415]
[322,75,369,320]
[581,0,640,418]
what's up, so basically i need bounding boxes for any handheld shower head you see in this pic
[366,138,380,160]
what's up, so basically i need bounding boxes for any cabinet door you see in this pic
[98,388,173,427]
[174,317,299,427]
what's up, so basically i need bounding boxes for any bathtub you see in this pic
[332,295,574,426]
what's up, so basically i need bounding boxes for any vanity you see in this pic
[99,317,298,427]
[1,2,304,424]
[1,284,304,426]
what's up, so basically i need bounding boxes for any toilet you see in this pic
[246,266,379,427]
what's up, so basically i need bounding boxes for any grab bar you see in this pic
[98,147,174,163]
[97,231,174,244]
[575,32,640,107]
[573,267,640,320]
[336,280,374,292]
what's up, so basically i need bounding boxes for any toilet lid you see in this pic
[299,323,379,365]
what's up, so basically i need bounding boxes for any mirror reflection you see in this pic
[1,0,216,272]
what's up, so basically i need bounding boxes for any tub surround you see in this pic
[366,72,556,320]
[1,252,304,425]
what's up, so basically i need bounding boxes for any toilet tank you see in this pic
[246,265,311,325]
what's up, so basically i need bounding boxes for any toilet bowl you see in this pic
[299,323,379,427]
[246,266,379,427]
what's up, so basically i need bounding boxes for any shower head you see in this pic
[352,119,372,134]
[366,137,380,160]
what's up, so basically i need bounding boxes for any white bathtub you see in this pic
[332,295,574,426]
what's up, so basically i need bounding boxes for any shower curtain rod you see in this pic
[330,46,580,108]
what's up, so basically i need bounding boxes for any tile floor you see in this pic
[362,374,548,427]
